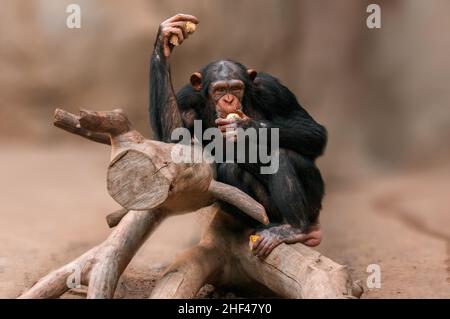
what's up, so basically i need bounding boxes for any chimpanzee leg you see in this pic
[251,149,324,258]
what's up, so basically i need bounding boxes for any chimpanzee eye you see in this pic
[231,88,241,95]
[216,88,226,95]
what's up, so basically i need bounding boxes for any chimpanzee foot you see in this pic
[251,223,322,259]
[251,227,285,259]
[300,223,321,247]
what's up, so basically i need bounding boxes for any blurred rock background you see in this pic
[1,0,449,179]
[1,0,449,298]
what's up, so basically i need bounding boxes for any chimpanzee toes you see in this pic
[253,236,269,256]
[257,237,283,259]
[303,226,322,247]
[304,237,321,247]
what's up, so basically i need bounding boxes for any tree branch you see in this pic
[53,108,111,145]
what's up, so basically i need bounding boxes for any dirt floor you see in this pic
[1,143,449,298]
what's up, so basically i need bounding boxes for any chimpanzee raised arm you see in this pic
[149,14,327,259]
[149,14,199,142]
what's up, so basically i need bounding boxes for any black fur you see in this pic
[150,58,327,232]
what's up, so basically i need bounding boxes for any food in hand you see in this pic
[226,113,242,120]
[185,21,196,33]
[249,234,261,250]
[170,21,196,46]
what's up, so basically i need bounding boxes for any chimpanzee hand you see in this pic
[156,14,199,58]
[215,113,251,142]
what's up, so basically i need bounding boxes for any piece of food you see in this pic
[185,21,196,34]
[170,21,197,46]
[226,113,242,120]
[169,36,180,46]
[249,234,261,250]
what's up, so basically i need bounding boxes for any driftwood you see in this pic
[151,206,363,299]
[19,108,362,299]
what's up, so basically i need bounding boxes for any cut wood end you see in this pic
[107,149,170,210]
[254,210,269,225]
[261,213,269,225]
[53,108,78,127]
[53,108,65,121]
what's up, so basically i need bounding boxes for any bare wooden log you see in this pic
[23,108,361,299]
[18,246,100,299]
[54,108,269,223]
[19,210,162,299]
[208,180,269,225]
[53,108,111,145]
[153,210,363,299]
[150,243,225,298]
[235,239,362,298]
[79,108,131,136]
[24,108,266,299]
[107,149,172,211]
[149,206,229,299]
[105,141,269,224]
[87,209,164,298]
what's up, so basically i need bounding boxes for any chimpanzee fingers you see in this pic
[254,237,270,256]
[220,125,237,134]
[167,21,190,38]
[165,27,184,45]
[219,124,238,132]
[262,241,280,258]
[164,13,199,25]
[251,237,263,251]
[252,236,266,255]
[215,117,237,126]
[163,34,170,57]
[257,239,274,259]
[257,242,271,260]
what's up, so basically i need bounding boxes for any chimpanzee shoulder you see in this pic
[251,72,313,119]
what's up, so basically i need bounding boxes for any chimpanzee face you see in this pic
[210,79,245,117]
[190,60,256,119]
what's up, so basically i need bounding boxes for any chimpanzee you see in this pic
[149,14,327,258]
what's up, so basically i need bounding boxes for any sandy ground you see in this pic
[0,143,449,298]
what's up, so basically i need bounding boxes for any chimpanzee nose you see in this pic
[224,94,233,103]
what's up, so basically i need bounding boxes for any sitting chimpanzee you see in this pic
[149,14,327,258]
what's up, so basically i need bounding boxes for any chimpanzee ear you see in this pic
[190,72,202,91]
[247,69,257,81]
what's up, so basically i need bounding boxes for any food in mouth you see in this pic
[225,112,241,120]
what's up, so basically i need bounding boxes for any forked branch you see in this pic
[20,108,362,299]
